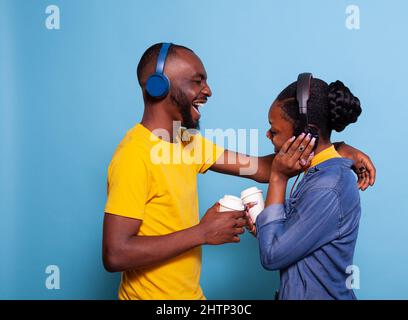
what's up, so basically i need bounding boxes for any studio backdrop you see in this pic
[1,0,407,299]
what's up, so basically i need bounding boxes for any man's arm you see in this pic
[334,142,376,191]
[210,142,376,190]
[102,204,246,272]
[209,150,274,183]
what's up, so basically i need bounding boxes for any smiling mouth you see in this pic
[192,100,206,116]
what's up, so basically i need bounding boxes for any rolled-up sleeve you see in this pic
[256,188,341,271]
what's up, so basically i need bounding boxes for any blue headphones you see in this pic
[145,43,172,98]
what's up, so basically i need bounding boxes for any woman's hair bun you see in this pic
[327,80,362,132]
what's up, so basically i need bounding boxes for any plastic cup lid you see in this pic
[241,187,262,199]
[219,195,244,211]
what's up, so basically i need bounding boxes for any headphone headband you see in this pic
[296,72,319,152]
[156,42,171,74]
[297,73,313,115]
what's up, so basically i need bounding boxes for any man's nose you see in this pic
[202,83,212,97]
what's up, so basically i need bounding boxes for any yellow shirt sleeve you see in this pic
[104,146,149,220]
[193,134,225,174]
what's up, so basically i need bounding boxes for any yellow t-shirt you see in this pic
[104,123,224,300]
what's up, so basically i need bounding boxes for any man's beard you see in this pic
[170,88,200,130]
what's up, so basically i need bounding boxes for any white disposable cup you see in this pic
[218,195,245,212]
[240,187,264,223]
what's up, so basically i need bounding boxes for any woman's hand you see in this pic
[335,143,376,191]
[244,202,257,237]
[271,133,316,180]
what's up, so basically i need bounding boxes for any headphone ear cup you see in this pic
[293,126,304,138]
[146,73,170,98]
[307,126,319,138]
[307,126,319,151]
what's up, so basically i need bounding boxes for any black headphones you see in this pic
[295,73,319,151]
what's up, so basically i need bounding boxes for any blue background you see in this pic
[1,0,406,299]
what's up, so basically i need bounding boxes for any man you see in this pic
[102,43,375,300]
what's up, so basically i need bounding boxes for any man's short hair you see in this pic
[136,43,194,87]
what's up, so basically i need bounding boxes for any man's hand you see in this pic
[335,143,376,191]
[199,203,247,244]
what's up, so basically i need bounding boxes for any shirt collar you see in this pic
[310,145,342,168]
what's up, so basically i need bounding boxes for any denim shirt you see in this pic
[256,158,361,300]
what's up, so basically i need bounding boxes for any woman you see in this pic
[247,77,363,300]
